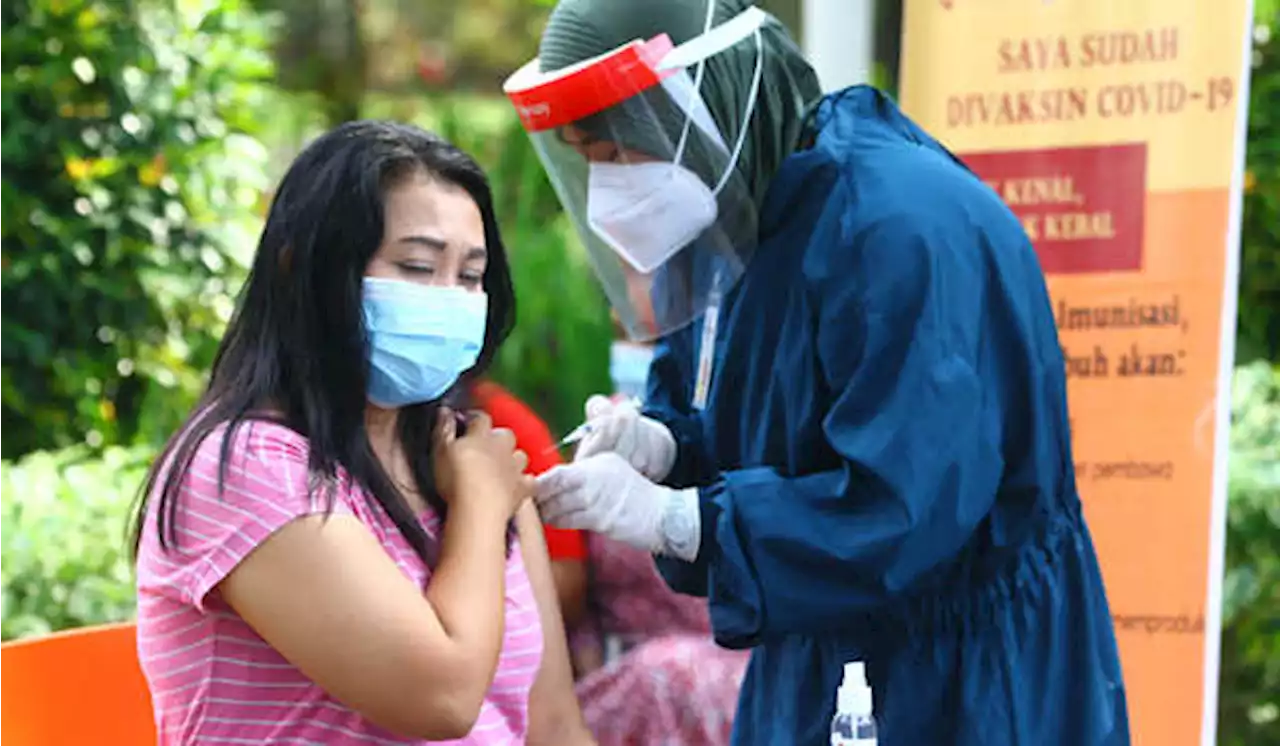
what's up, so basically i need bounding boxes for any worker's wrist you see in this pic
[656,487,701,561]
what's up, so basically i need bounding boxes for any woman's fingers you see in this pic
[435,407,457,446]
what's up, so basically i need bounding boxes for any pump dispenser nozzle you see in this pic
[837,662,872,714]
[831,661,877,745]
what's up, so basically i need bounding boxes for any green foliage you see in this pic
[253,0,364,124]
[1218,18,1280,741]
[1237,8,1280,364]
[0,446,148,641]
[1261,0,1280,23]
[250,0,551,106]
[1218,361,1280,746]
[0,0,276,459]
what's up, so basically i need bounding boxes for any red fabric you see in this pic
[540,526,588,562]
[505,35,676,133]
[473,382,587,561]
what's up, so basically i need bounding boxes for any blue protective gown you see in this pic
[643,87,1131,746]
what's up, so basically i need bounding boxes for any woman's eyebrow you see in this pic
[398,235,486,260]
[397,234,447,250]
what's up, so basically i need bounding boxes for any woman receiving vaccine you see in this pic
[132,121,592,745]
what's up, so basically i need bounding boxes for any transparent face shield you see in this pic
[504,7,767,341]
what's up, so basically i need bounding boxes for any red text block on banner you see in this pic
[962,143,1147,274]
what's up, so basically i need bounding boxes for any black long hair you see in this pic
[129,120,516,568]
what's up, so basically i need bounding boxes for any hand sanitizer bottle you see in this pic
[830,661,877,745]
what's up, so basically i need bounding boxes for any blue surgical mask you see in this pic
[362,277,488,408]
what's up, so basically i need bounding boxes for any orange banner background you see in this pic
[899,1,1253,744]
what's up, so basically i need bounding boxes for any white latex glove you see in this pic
[574,395,677,482]
[535,452,701,561]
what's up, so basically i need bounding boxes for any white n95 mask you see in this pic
[586,160,718,275]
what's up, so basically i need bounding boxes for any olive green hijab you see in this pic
[538,0,822,206]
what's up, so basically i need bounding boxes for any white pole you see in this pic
[800,0,876,93]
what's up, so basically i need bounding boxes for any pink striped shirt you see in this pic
[135,421,543,745]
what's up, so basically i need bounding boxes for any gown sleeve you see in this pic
[640,323,721,598]
[641,326,717,491]
[660,213,1008,648]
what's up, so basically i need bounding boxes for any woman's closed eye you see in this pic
[397,261,436,276]
[397,261,483,289]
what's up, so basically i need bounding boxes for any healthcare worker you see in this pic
[505,1,1130,744]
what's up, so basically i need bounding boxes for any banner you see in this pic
[899,1,1254,744]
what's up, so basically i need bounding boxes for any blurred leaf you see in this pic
[1,0,278,458]
[0,445,151,640]
[1218,360,1280,746]
[1236,6,1280,364]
